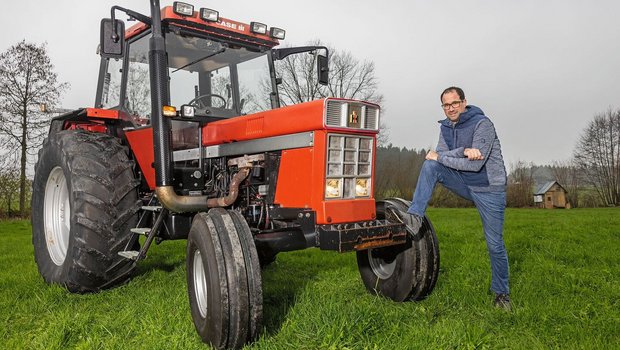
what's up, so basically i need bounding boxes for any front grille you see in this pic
[326,134,373,199]
[325,99,379,130]
[325,100,344,126]
[365,107,379,129]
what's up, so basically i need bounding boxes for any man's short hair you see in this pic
[441,86,465,101]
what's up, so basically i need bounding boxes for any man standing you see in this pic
[400,86,511,310]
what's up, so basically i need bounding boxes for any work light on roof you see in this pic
[250,22,268,35]
[173,2,194,16]
[269,27,286,40]
[200,8,219,22]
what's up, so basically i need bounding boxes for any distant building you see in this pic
[534,181,570,209]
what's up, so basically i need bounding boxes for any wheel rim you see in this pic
[44,167,70,266]
[368,248,396,279]
[193,250,208,318]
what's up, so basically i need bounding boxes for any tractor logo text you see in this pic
[217,20,245,32]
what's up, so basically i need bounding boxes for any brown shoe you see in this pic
[494,293,512,311]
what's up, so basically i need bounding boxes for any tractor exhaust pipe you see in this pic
[149,0,173,188]
[148,0,221,213]
[155,168,250,213]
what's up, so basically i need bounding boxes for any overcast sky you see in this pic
[2,0,618,168]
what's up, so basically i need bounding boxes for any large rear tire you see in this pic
[31,130,140,293]
[186,209,262,350]
[356,198,440,301]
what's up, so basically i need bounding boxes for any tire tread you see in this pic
[32,130,139,293]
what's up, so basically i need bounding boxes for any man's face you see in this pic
[441,91,467,122]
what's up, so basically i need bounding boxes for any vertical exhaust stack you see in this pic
[148,0,173,188]
[148,0,235,212]
[147,3,257,213]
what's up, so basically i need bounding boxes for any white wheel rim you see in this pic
[368,248,396,279]
[193,250,208,318]
[44,167,70,266]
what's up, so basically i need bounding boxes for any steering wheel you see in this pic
[188,94,227,109]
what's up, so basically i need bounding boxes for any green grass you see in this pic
[1,208,619,349]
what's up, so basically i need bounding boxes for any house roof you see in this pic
[534,181,565,195]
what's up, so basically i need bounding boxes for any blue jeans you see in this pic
[408,160,510,295]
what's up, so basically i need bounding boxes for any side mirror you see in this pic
[317,54,328,85]
[100,19,125,58]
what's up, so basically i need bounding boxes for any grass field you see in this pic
[1,208,619,349]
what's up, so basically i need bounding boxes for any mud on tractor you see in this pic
[31,1,439,348]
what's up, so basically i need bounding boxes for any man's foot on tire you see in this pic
[395,209,423,238]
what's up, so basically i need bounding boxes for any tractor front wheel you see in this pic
[356,198,440,301]
[186,209,262,350]
[31,130,140,293]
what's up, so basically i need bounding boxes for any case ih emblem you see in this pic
[347,105,362,127]
[349,110,358,124]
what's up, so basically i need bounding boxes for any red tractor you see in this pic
[31,1,439,349]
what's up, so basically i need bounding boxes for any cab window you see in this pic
[125,34,151,118]
[100,57,122,109]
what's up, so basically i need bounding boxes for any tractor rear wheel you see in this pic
[31,130,140,293]
[186,209,262,349]
[356,198,440,301]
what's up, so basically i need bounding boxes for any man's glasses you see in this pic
[441,100,463,110]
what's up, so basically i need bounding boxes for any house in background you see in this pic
[534,181,570,209]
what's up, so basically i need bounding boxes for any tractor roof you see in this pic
[125,6,280,49]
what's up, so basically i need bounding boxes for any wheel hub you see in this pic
[193,250,208,318]
[368,248,396,279]
[43,167,70,266]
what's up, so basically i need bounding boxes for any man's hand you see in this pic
[426,150,439,161]
[464,148,484,160]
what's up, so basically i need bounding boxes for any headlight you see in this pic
[355,178,370,197]
[250,22,268,35]
[269,27,286,40]
[173,2,194,16]
[325,134,373,199]
[180,104,195,118]
[200,8,219,22]
[325,179,342,198]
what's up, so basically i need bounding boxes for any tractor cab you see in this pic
[97,4,327,137]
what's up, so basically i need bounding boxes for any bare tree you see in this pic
[0,41,68,216]
[268,40,388,145]
[551,160,582,208]
[324,50,383,105]
[573,108,620,206]
[273,41,327,106]
[376,122,390,148]
[507,160,535,207]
